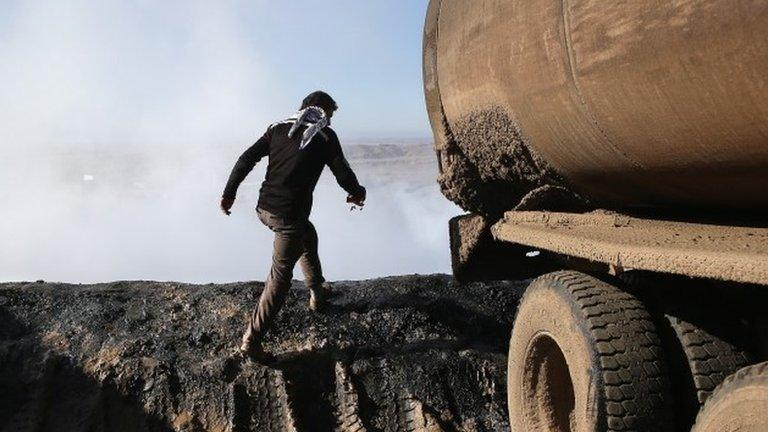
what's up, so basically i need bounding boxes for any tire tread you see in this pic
[692,361,768,432]
[668,317,750,404]
[543,271,672,431]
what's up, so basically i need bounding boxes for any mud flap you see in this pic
[449,214,556,283]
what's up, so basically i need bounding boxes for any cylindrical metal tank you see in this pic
[424,0,768,214]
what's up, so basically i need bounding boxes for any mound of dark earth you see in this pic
[0,275,525,432]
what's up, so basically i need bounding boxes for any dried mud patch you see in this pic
[438,107,585,217]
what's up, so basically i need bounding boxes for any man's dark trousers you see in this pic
[243,208,325,345]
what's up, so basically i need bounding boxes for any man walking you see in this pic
[220,91,366,361]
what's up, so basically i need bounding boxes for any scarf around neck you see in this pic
[286,106,329,149]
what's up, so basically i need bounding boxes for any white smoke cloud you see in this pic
[0,1,460,284]
[0,0,273,150]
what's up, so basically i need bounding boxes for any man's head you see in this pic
[301,91,338,118]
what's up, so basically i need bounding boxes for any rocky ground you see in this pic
[0,275,526,432]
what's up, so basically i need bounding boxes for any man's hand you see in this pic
[346,186,366,208]
[220,197,235,216]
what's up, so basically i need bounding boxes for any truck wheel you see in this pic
[619,271,752,428]
[508,271,672,432]
[660,315,750,429]
[692,362,768,432]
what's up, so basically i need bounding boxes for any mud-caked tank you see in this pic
[425,0,768,216]
[424,1,768,431]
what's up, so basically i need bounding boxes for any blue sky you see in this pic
[248,1,431,139]
[0,1,432,150]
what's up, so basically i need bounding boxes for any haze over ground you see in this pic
[0,1,460,283]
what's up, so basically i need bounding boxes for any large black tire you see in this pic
[692,362,768,432]
[620,271,752,430]
[508,271,673,432]
[661,315,750,430]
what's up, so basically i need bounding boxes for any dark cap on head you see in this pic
[301,91,338,113]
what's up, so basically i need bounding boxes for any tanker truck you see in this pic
[422,1,768,431]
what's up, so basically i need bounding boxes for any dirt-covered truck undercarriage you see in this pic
[424,0,768,430]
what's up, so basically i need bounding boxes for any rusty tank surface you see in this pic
[424,2,768,431]
[424,0,768,216]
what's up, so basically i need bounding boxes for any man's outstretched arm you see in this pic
[221,128,271,215]
[326,132,366,206]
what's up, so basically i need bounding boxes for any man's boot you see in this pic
[239,325,275,364]
[308,282,334,312]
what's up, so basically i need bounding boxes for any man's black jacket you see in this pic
[223,121,365,219]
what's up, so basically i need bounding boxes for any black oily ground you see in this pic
[0,275,526,432]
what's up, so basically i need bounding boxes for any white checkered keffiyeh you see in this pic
[286,106,329,150]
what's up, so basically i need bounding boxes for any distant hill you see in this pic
[343,142,434,161]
